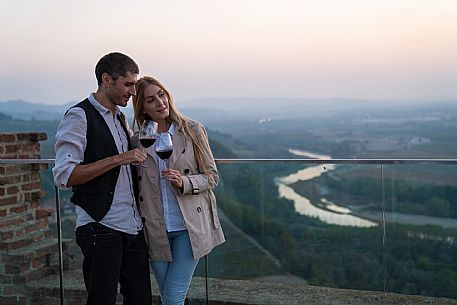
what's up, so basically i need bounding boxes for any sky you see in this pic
[1,0,457,106]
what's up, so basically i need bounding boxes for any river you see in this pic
[277,149,457,229]
[276,149,377,228]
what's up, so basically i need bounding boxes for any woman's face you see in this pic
[142,83,170,122]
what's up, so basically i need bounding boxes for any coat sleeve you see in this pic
[181,122,219,195]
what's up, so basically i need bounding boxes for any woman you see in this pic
[131,76,225,305]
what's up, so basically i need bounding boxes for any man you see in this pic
[53,52,152,305]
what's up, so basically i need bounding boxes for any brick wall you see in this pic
[0,132,57,305]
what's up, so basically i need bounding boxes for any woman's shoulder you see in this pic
[185,118,205,132]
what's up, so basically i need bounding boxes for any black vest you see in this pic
[69,99,139,221]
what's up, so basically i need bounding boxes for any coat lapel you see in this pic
[169,128,186,168]
[145,145,157,165]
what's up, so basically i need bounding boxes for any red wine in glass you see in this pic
[134,120,158,167]
[140,138,156,148]
[156,149,172,160]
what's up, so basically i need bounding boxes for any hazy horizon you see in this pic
[2,1,457,106]
[1,96,455,109]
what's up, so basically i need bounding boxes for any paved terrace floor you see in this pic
[26,270,457,305]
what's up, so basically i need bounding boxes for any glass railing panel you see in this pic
[202,162,386,304]
[384,164,457,299]
[4,159,457,305]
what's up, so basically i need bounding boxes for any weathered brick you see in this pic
[18,154,32,159]
[25,172,40,182]
[36,208,52,220]
[0,230,14,240]
[21,174,32,182]
[44,230,52,238]
[25,220,48,233]
[0,238,27,250]
[2,283,21,295]
[31,163,48,171]
[5,144,22,154]
[0,275,12,284]
[24,196,41,206]
[0,295,26,305]
[10,205,25,214]
[35,242,58,258]
[4,263,27,274]
[6,186,18,195]
[16,133,30,141]
[27,201,39,209]
[31,190,44,200]
[15,132,46,142]
[14,227,25,238]
[34,232,46,243]
[29,133,47,141]
[26,213,34,221]
[0,196,19,207]
[0,209,7,217]
[0,134,16,142]
[31,256,46,269]
[23,267,52,284]
[20,143,40,153]
[0,175,20,184]
[0,217,25,228]
[11,274,26,285]
[22,182,40,191]
[0,187,5,196]
[6,164,30,175]
[24,192,32,201]
[0,296,27,305]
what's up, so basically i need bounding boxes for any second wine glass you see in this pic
[155,132,173,160]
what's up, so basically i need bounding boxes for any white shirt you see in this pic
[153,124,186,232]
[52,94,142,234]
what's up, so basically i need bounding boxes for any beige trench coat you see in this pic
[132,120,225,261]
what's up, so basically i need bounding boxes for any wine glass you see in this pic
[156,132,173,160]
[139,120,158,149]
[134,120,158,167]
[155,132,173,178]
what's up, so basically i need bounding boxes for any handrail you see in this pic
[0,158,56,164]
[2,158,457,164]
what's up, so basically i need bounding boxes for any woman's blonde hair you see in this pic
[132,76,209,173]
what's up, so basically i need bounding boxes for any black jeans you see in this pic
[75,222,152,305]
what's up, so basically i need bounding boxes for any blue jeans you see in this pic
[75,222,152,305]
[151,230,199,305]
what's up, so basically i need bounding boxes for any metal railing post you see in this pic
[55,186,65,305]
[205,254,209,305]
[381,164,388,305]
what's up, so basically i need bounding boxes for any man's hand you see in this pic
[119,148,147,165]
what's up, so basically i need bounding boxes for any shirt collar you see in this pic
[88,93,120,116]
[167,123,175,136]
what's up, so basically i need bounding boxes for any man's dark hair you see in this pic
[95,52,139,85]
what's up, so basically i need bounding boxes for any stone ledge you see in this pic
[25,270,457,305]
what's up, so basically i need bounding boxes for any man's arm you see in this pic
[53,107,147,188]
[67,148,146,186]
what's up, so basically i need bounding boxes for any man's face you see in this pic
[106,72,138,107]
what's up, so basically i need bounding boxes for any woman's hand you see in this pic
[161,168,183,189]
